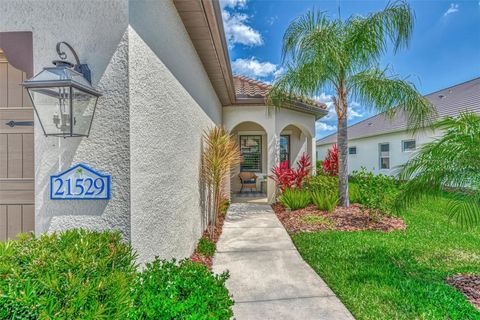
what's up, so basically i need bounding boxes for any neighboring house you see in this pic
[0,0,326,263]
[316,77,480,176]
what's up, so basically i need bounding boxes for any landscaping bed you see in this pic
[190,212,226,270]
[448,274,480,310]
[272,203,405,233]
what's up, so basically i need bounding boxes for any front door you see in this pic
[0,48,34,240]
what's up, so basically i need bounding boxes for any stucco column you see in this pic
[309,134,316,174]
[267,130,279,203]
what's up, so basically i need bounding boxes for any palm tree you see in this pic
[396,112,480,227]
[269,0,435,207]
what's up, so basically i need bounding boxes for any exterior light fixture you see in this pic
[22,42,102,137]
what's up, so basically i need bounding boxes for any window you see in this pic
[402,139,416,152]
[379,143,390,169]
[349,146,357,155]
[280,135,290,166]
[240,135,262,172]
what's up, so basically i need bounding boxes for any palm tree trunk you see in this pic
[337,100,350,207]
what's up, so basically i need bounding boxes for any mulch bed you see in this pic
[447,274,480,310]
[190,213,226,270]
[271,203,406,233]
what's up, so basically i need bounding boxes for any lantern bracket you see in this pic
[53,41,92,84]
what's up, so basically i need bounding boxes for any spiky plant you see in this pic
[396,112,480,227]
[202,127,241,235]
[268,0,435,207]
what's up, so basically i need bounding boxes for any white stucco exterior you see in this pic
[317,128,441,176]
[0,0,132,239]
[128,0,222,263]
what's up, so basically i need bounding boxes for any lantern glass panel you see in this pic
[72,88,98,136]
[28,86,72,136]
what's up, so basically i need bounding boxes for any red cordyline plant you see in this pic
[270,153,311,192]
[322,144,338,176]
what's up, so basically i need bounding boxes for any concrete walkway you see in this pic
[213,203,355,320]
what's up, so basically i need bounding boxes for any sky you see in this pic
[219,0,480,139]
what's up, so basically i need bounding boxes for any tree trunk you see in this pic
[337,97,350,207]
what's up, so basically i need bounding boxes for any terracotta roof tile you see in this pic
[233,75,326,110]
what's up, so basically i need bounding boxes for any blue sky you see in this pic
[220,0,480,139]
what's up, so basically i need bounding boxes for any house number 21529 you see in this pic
[50,164,111,200]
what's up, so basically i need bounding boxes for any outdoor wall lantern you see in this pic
[22,42,102,137]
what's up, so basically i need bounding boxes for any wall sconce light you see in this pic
[22,42,102,137]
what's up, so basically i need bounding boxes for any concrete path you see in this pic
[213,203,355,320]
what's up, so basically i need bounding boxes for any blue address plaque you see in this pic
[50,164,111,200]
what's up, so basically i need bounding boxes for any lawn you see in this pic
[292,194,480,320]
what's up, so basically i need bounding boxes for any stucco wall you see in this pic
[316,129,441,176]
[128,0,223,264]
[0,0,131,239]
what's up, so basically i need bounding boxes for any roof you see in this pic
[233,75,328,118]
[173,0,236,105]
[317,77,480,145]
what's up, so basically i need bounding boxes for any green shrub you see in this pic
[350,168,400,214]
[305,174,338,196]
[131,259,233,320]
[279,188,311,210]
[0,230,137,319]
[311,190,338,212]
[197,237,216,257]
[348,182,361,203]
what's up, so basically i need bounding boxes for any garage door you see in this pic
[0,48,34,240]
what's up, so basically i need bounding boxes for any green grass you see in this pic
[292,195,480,319]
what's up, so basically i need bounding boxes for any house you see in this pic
[0,0,326,263]
[316,77,480,176]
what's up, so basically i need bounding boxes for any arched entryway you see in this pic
[230,121,269,203]
[278,123,315,171]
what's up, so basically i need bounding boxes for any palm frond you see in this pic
[349,67,436,130]
[396,112,480,226]
[344,0,414,68]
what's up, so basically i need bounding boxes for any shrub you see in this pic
[0,230,137,319]
[311,190,338,212]
[131,259,233,320]
[279,188,311,210]
[197,237,216,257]
[305,174,338,195]
[350,168,400,214]
[348,182,361,203]
[270,153,312,192]
[322,144,339,176]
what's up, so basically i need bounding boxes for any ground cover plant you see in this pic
[292,194,480,319]
[191,197,229,270]
[0,229,233,320]
[279,187,311,210]
[130,259,233,320]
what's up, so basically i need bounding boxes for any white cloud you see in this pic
[314,93,364,120]
[222,9,263,47]
[443,3,459,16]
[231,57,278,78]
[220,0,247,9]
[316,122,337,133]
